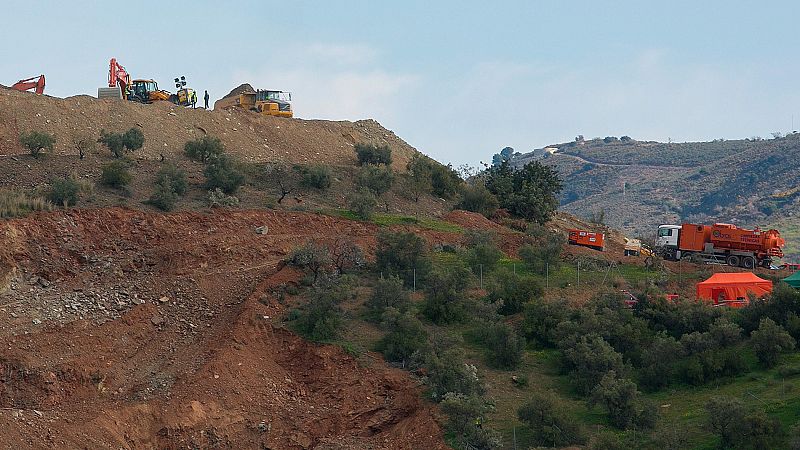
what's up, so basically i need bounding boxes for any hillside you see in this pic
[0,87,452,219]
[0,208,449,448]
[4,87,800,449]
[512,135,800,259]
[0,87,417,170]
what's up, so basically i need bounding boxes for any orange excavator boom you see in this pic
[11,74,46,95]
[108,58,130,92]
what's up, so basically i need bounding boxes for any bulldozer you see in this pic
[214,89,292,118]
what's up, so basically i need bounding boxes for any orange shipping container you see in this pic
[568,229,605,251]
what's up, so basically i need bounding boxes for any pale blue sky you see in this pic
[4,1,800,166]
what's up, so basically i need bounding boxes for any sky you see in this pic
[3,1,800,167]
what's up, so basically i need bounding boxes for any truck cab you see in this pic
[656,225,681,248]
[656,225,682,260]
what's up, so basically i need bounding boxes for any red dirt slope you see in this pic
[0,208,447,449]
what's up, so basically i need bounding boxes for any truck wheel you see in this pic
[727,255,740,267]
[742,257,755,269]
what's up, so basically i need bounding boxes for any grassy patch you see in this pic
[0,189,52,218]
[325,209,463,233]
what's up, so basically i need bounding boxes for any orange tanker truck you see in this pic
[655,222,784,269]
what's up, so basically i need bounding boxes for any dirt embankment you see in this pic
[0,208,451,449]
[0,88,418,171]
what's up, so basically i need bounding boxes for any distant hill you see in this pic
[511,135,800,260]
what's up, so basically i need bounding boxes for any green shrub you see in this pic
[376,308,429,364]
[298,164,332,190]
[48,177,81,207]
[478,321,525,369]
[751,318,795,368]
[440,393,502,449]
[330,239,365,275]
[486,269,542,315]
[518,392,585,447]
[356,165,394,196]
[355,143,392,166]
[464,242,503,276]
[148,164,187,211]
[424,335,484,399]
[293,279,355,341]
[485,160,562,224]
[122,127,145,151]
[590,371,656,430]
[457,183,499,217]
[404,154,433,201]
[20,131,55,158]
[288,241,332,284]
[639,333,682,390]
[375,231,431,287]
[365,276,411,321]
[207,188,239,207]
[100,128,143,157]
[349,188,377,220]
[706,396,783,449]
[184,136,224,163]
[100,160,133,188]
[518,227,565,275]
[561,335,626,395]
[521,298,570,347]
[429,162,462,199]
[422,265,473,324]
[204,154,244,194]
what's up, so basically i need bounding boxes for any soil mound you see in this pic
[0,88,418,170]
[223,83,255,99]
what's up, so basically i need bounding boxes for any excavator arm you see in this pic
[108,58,130,92]
[11,75,46,94]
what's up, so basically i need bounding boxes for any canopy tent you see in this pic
[697,272,773,308]
[784,271,800,289]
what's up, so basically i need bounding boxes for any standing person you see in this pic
[191,91,197,109]
[204,90,210,109]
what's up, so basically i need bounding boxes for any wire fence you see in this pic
[378,256,672,294]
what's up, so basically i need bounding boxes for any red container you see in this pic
[568,229,605,251]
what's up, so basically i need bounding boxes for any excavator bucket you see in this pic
[98,86,123,99]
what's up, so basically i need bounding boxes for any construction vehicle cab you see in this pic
[129,79,171,103]
[253,90,292,117]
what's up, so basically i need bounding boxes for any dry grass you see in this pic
[0,189,53,218]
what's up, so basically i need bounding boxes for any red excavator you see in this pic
[108,58,130,93]
[11,75,46,94]
[99,57,172,103]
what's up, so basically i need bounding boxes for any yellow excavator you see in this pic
[214,89,293,118]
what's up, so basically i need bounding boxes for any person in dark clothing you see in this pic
[204,90,210,109]
[191,91,197,109]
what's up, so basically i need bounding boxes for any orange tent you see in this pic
[696,272,773,308]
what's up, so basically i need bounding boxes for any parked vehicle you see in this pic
[655,222,784,269]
